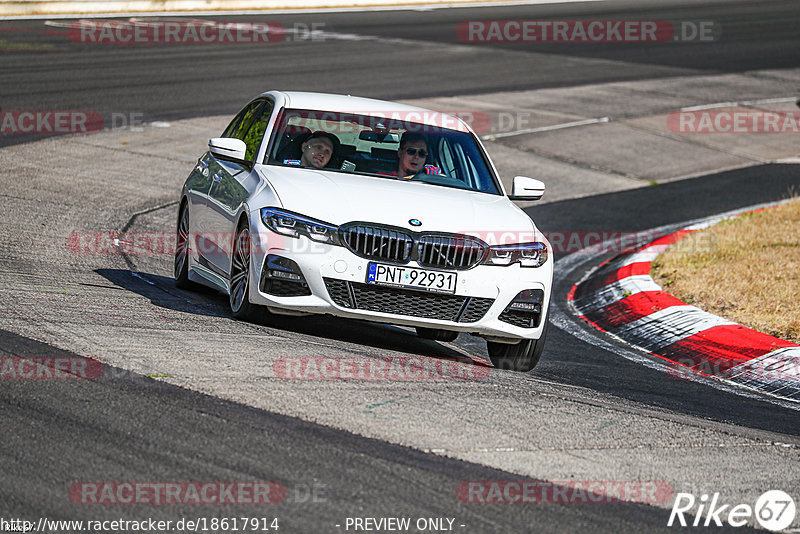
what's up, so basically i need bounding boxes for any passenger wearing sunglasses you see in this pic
[391,132,442,178]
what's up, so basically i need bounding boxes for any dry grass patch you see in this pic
[651,198,800,343]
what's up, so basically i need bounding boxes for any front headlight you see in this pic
[260,208,341,245]
[483,242,547,268]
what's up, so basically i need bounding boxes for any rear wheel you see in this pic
[415,327,458,342]
[486,312,549,372]
[229,221,258,320]
[174,204,195,289]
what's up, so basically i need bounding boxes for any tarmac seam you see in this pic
[425,442,791,453]
[64,137,198,164]
[487,138,647,183]
[619,120,768,164]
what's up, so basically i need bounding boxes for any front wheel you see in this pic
[174,204,195,289]
[229,221,258,321]
[486,313,549,372]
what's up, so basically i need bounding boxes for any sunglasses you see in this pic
[404,148,428,158]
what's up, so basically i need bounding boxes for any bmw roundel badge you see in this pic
[409,219,422,227]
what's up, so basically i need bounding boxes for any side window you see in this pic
[222,100,261,139]
[221,114,241,138]
[232,102,262,141]
[438,138,457,176]
[242,100,274,162]
[220,99,274,163]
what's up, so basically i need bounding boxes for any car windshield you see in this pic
[266,108,501,195]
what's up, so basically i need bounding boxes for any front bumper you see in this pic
[248,226,553,341]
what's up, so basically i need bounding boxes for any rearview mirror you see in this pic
[209,137,247,162]
[508,176,545,201]
[359,131,400,143]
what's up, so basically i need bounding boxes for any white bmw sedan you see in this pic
[175,91,552,371]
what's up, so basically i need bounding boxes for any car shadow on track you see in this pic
[95,268,492,370]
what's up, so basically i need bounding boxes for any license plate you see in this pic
[367,263,457,294]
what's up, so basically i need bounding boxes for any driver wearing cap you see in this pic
[294,131,339,169]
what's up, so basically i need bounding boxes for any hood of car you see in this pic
[258,167,539,245]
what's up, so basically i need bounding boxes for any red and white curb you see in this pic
[568,214,800,404]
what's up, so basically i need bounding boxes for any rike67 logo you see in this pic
[668,490,796,531]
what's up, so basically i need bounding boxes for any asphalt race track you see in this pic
[1,1,799,532]
[1,0,799,146]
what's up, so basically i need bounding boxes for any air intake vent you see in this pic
[323,278,495,322]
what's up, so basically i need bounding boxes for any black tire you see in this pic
[415,327,459,342]
[174,203,195,289]
[487,312,549,372]
[229,220,258,321]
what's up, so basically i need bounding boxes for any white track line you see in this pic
[680,96,797,111]
[482,116,610,140]
[3,0,607,21]
[482,95,795,141]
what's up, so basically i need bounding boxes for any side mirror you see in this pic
[508,176,545,201]
[209,137,247,162]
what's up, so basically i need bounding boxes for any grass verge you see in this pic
[651,198,800,343]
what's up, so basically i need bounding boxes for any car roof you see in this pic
[269,91,472,133]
